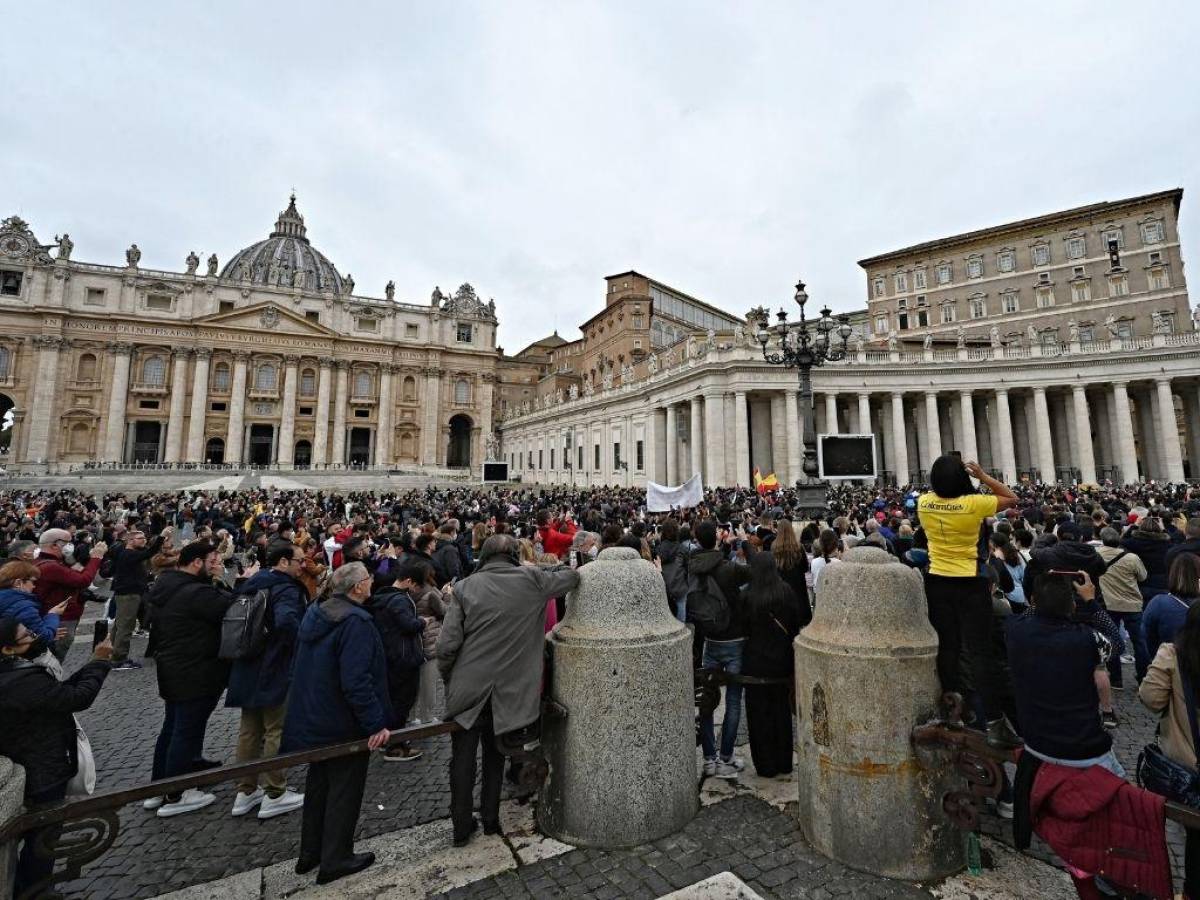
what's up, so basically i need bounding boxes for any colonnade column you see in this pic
[1031,387,1055,482]
[689,397,703,482]
[824,393,839,435]
[923,392,942,467]
[375,364,394,467]
[770,393,787,483]
[958,390,978,463]
[331,361,348,467]
[1071,384,1097,484]
[994,389,1017,485]
[225,351,248,465]
[277,355,300,468]
[644,409,660,483]
[705,395,727,487]
[1186,387,1200,481]
[1156,377,1186,483]
[665,404,678,485]
[164,349,189,463]
[422,367,442,466]
[102,342,132,463]
[786,389,802,486]
[734,390,750,487]
[25,337,64,465]
[312,358,333,467]
[890,392,909,485]
[857,392,871,435]
[185,348,211,463]
[1110,382,1139,484]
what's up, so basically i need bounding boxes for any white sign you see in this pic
[647,474,704,512]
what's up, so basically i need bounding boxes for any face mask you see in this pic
[21,637,49,660]
[62,543,75,558]
[587,545,599,559]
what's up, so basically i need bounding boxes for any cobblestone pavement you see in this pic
[49,604,1178,900]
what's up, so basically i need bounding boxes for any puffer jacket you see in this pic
[1022,541,1108,606]
[1122,529,1173,602]
[146,569,233,702]
[224,569,307,709]
[0,587,59,643]
[413,583,446,659]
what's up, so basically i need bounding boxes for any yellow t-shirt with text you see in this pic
[917,492,998,578]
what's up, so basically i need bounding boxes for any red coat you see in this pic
[1030,760,1172,900]
[34,555,103,623]
[538,520,578,559]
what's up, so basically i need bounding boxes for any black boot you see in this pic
[986,716,1023,750]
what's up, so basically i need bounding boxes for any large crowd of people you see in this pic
[1,466,1200,895]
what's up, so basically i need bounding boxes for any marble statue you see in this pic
[602,372,613,391]
[923,332,933,350]
[887,333,898,352]
[955,324,966,348]
[1026,323,1039,344]
[385,280,395,301]
[989,324,1001,348]
[485,434,498,460]
[206,253,218,277]
[569,384,578,400]
[733,324,746,347]
[240,258,253,281]
[1104,313,1118,336]
[1068,320,1080,343]
[851,332,864,352]
[126,243,141,267]
[706,328,716,351]
[647,354,659,374]
[185,251,200,275]
[486,299,496,318]
[268,258,281,285]
[54,234,73,261]
[431,286,444,306]
[292,269,306,289]
[584,380,594,397]
[344,273,355,295]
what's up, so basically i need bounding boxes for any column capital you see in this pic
[1071,382,1087,394]
[193,347,212,360]
[105,341,134,355]
[282,354,301,366]
[1155,375,1174,387]
[381,362,398,375]
[958,388,973,397]
[924,389,939,398]
[173,347,192,360]
[232,349,251,362]
[993,386,1009,397]
[333,359,349,371]
[32,335,66,350]
[318,356,336,369]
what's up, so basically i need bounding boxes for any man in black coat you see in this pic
[1165,517,1200,573]
[0,617,113,896]
[108,528,164,670]
[145,541,234,817]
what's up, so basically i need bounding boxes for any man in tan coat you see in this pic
[1098,526,1149,686]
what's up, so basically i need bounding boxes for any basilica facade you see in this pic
[0,197,499,472]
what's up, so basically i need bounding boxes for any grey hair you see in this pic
[331,561,370,594]
[1100,527,1122,548]
[6,540,34,558]
[478,533,520,565]
[570,530,598,550]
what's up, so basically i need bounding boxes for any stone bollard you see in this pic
[794,546,962,880]
[0,757,26,898]
[539,547,698,847]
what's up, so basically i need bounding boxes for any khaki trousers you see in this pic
[234,703,288,797]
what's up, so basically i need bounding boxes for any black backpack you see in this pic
[98,545,120,580]
[219,585,276,661]
[686,571,731,634]
[661,554,689,603]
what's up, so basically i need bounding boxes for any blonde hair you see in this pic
[518,538,537,564]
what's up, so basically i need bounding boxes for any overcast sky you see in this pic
[6,2,1199,352]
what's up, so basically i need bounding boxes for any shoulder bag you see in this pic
[1137,669,1200,808]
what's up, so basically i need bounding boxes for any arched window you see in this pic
[0,346,9,378]
[212,362,231,392]
[255,363,277,391]
[353,370,372,397]
[454,378,470,404]
[142,355,166,386]
[402,375,417,402]
[76,353,97,381]
[300,368,316,396]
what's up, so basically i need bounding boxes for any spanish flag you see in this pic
[753,467,780,495]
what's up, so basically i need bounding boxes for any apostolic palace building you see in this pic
[1,189,1198,486]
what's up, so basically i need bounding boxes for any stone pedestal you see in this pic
[539,547,697,847]
[0,758,26,899]
[794,546,962,880]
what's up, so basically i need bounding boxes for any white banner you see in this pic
[646,474,704,512]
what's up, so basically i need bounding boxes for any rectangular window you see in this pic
[894,272,908,293]
[1079,327,1094,344]
[1102,228,1123,249]
[0,270,23,296]
[577,445,583,470]
[613,442,621,469]
[636,440,644,471]
[539,449,543,470]
[1148,251,1162,264]
[1071,281,1091,303]
[940,304,956,324]
[357,316,378,332]
[594,444,600,470]
[1116,322,1134,340]
[966,257,983,279]
[210,401,227,412]
[971,299,986,319]
[1141,221,1164,244]
[354,408,369,418]
[85,288,106,306]
[873,315,888,335]
[914,268,927,289]
[146,294,172,311]
[219,300,235,314]
[1003,293,1019,314]
[936,263,952,285]
[1036,286,1055,308]
[997,251,1015,273]
[916,294,927,307]
[1109,274,1129,297]
[456,322,473,343]
[405,323,418,338]
[1149,267,1170,290]
[1160,312,1176,331]
[1066,236,1086,259]
[305,311,320,323]
[872,276,885,298]
[138,399,159,410]
[1072,265,1085,277]
[1032,244,1050,267]
[916,310,928,328]
[898,312,909,330]
[298,406,313,416]
[550,449,555,470]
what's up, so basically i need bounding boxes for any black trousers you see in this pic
[449,703,505,839]
[299,752,370,872]
[16,783,67,898]
[744,683,793,777]
[388,668,420,730]
[925,574,1007,721]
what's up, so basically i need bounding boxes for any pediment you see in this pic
[194,301,338,337]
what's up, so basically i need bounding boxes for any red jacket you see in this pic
[538,520,578,559]
[34,555,103,623]
[1030,761,1171,900]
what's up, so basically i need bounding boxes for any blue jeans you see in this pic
[1107,610,1149,684]
[153,694,222,785]
[700,638,744,761]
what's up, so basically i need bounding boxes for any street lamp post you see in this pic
[756,278,854,516]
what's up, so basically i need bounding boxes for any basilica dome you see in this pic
[220,195,346,294]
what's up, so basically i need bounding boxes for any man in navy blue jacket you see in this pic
[282,561,391,887]
[225,543,308,820]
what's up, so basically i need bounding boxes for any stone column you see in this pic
[734,390,750,487]
[1156,377,1186,483]
[25,337,65,466]
[705,395,727,487]
[225,351,249,465]
[1136,388,1162,481]
[787,389,802,486]
[184,348,211,463]
[102,342,133,463]
[890,393,909,484]
[824,393,839,435]
[478,373,494,460]
[375,364,394,467]
[664,404,678,485]
[857,392,872,435]
[164,349,190,463]
[422,367,442,466]
[331,361,349,466]
[1186,387,1200,482]
[770,392,788,481]
[312,358,333,467]
[958,390,978,463]
[1031,387,1056,482]
[277,355,300,468]
[689,396,703,481]
[795,547,962,879]
[994,389,1017,485]
[643,409,658,482]
[976,396,994,473]
[540,547,697,846]
[923,392,942,467]
[1071,384,1097,484]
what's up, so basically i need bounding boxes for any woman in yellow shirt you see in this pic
[918,455,1019,749]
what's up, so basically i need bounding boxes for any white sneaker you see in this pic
[142,796,164,811]
[727,755,746,771]
[157,788,216,818]
[702,757,717,777]
[231,788,264,817]
[714,760,740,780]
[257,789,304,820]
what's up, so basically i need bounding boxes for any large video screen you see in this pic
[818,434,876,480]
[482,462,509,483]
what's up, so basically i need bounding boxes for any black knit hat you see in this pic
[0,617,20,647]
